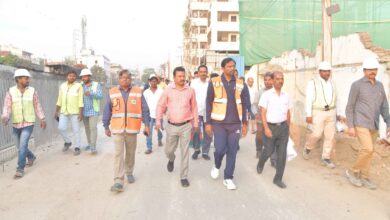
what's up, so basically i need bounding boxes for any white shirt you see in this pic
[248,85,259,105]
[305,77,339,117]
[190,78,209,117]
[143,87,164,119]
[259,88,292,123]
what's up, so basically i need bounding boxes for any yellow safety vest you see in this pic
[211,76,244,121]
[58,82,83,115]
[9,86,36,123]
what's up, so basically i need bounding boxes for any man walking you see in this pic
[247,77,259,134]
[80,69,103,154]
[55,70,84,156]
[103,69,150,192]
[143,74,164,154]
[255,72,274,161]
[1,69,46,178]
[191,65,212,160]
[303,62,340,168]
[345,57,390,190]
[206,57,250,190]
[156,67,198,187]
[257,71,292,189]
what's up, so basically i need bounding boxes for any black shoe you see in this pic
[270,160,276,168]
[202,154,210,160]
[181,179,190,187]
[167,160,174,172]
[192,150,200,160]
[63,142,72,152]
[74,147,81,156]
[273,180,287,189]
[256,162,263,174]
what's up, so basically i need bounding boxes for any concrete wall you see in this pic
[247,33,390,138]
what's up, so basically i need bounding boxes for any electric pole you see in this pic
[322,0,332,64]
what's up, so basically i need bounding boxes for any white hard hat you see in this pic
[149,74,158,80]
[80,69,92,76]
[318,61,332,71]
[14,69,31,78]
[362,57,379,69]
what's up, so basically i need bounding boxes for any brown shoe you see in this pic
[27,156,36,167]
[144,149,152,154]
[14,170,24,179]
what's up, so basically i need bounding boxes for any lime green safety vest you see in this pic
[91,82,100,112]
[9,86,36,123]
[58,82,83,115]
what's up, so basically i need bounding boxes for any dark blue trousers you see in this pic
[212,123,241,180]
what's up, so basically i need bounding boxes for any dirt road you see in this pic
[0,125,389,220]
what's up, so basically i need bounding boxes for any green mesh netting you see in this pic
[239,0,390,66]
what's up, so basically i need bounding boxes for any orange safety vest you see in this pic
[210,76,244,121]
[109,86,142,134]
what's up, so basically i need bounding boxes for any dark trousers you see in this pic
[193,116,212,155]
[258,122,289,182]
[256,122,277,162]
[213,123,241,180]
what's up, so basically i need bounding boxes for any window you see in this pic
[230,35,237,42]
[200,42,207,49]
[199,26,207,34]
[231,15,237,22]
[217,32,229,42]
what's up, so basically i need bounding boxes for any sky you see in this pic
[0,0,188,70]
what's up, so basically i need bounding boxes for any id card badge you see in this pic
[131,100,137,105]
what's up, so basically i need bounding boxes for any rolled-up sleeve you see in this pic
[205,82,214,124]
[33,92,45,120]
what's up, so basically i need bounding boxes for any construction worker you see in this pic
[55,70,84,156]
[80,69,103,154]
[103,69,150,192]
[345,57,390,190]
[156,66,198,187]
[206,58,250,190]
[303,62,340,168]
[143,74,164,154]
[1,69,46,178]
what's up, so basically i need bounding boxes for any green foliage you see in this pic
[91,65,107,84]
[0,55,44,71]
[141,68,155,84]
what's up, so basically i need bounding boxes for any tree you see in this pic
[141,68,155,84]
[91,65,107,84]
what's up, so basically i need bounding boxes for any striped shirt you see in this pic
[1,91,45,128]
[156,83,198,127]
[82,82,103,117]
[346,77,390,130]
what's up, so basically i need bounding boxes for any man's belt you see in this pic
[267,121,286,126]
[313,106,335,111]
[168,120,190,126]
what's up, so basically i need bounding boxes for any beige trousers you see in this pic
[165,122,192,179]
[113,134,137,184]
[352,127,378,178]
[305,109,336,159]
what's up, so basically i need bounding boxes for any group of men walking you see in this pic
[1,56,389,192]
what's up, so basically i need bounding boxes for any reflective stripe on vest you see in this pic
[312,77,336,110]
[109,86,143,134]
[210,76,243,121]
[9,86,36,123]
